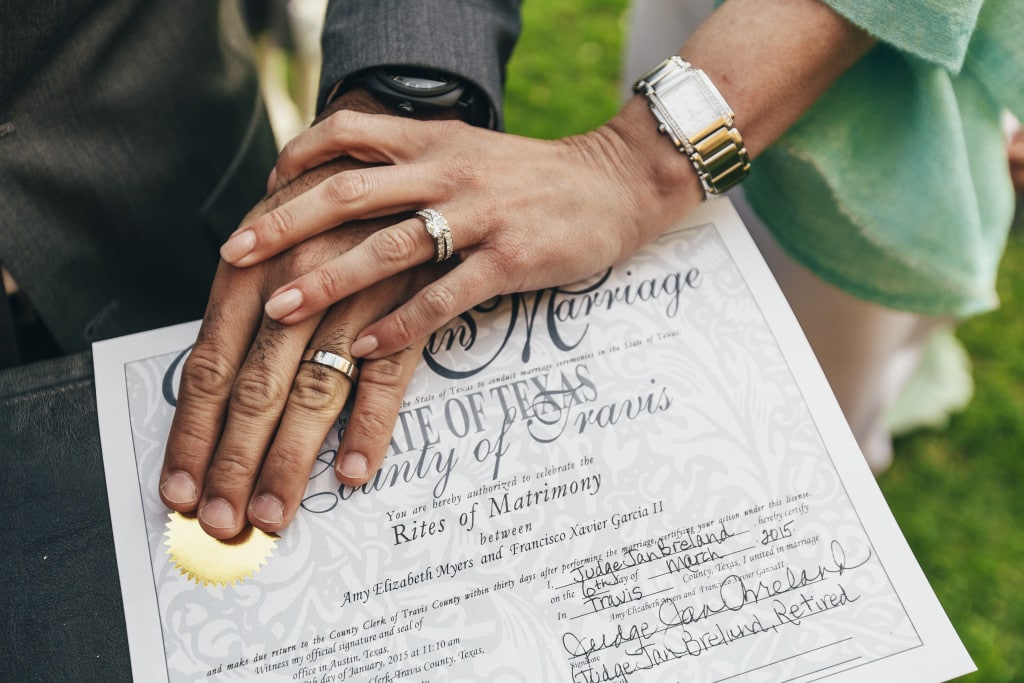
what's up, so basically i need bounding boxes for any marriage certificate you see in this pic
[93,200,973,682]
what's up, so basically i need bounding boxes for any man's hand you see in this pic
[158,90,448,540]
[160,169,439,539]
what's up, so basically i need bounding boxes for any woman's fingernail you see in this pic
[338,452,368,481]
[350,335,378,358]
[265,288,303,320]
[220,230,255,263]
[199,498,235,530]
[250,494,284,525]
[160,471,196,505]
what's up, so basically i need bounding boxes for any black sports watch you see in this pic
[348,67,492,128]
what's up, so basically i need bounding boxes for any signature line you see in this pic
[712,637,854,683]
[780,656,863,683]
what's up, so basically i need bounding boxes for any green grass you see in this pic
[505,0,627,137]
[882,230,1024,682]
[505,3,1023,680]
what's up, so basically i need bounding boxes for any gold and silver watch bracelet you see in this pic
[633,56,751,198]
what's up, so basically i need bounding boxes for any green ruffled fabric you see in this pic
[744,0,1024,316]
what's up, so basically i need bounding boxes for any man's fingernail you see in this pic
[265,288,303,320]
[160,471,196,505]
[199,498,235,530]
[266,167,278,194]
[250,494,284,525]
[220,230,255,263]
[350,335,378,358]
[338,452,368,481]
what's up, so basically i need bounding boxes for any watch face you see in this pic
[662,73,730,139]
[385,72,459,96]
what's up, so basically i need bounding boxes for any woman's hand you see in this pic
[217,0,875,365]
[218,100,703,360]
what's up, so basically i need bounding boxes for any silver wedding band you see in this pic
[416,208,454,262]
[301,349,359,382]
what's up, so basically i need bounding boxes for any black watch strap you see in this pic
[341,67,493,129]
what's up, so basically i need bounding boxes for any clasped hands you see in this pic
[159,94,703,540]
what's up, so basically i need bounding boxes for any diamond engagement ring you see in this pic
[415,208,454,262]
[301,349,359,382]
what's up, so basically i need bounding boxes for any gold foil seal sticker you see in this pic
[164,512,278,588]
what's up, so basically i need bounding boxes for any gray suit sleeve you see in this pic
[319,0,522,128]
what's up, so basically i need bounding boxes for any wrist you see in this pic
[604,97,706,226]
[318,86,408,121]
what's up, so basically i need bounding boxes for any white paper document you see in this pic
[94,200,973,682]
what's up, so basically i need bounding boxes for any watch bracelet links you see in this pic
[689,119,751,195]
[634,57,751,197]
